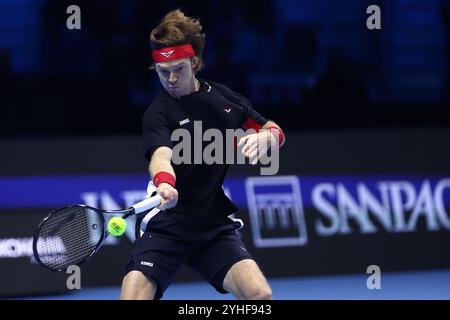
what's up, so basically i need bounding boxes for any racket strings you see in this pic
[34,206,104,271]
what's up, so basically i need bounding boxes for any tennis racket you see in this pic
[32,194,161,272]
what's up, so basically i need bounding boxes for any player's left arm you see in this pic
[239,120,285,165]
[262,120,285,147]
[225,85,285,163]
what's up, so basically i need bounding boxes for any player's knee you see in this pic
[254,287,272,300]
[121,270,156,300]
[245,285,272,300]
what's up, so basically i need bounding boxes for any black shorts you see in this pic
[124,210,253,300]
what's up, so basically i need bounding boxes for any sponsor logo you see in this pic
[160,50,174,58]
[245,177,450,248]
[312,179,450,235]
[246,176,307,247]
[140,261,154,267]
[179,118,190,126]
[0,237,66,264]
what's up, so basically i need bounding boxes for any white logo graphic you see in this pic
[161,50,175,58]
[179,118,190,126]
[66,5,81,30]
[246,176,308,247]
[140,261,154,267]
[366,5,381,30]
[171,121,280,175]
[224,108,232,113]
[366,265,381,289]
[66,265,81,290]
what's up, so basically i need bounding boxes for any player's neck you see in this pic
[173,78,200,99]
[185,78,200,96]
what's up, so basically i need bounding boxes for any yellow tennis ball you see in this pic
[107,217,127,237]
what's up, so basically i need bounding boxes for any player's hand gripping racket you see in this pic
[32,194,161,272]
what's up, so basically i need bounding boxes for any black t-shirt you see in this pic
[142,79,268,219]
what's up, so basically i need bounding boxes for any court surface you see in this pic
[17,269,450,300]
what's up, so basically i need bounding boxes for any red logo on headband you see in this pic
[152,44,195,63]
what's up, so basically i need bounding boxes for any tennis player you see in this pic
[121,9,285,300]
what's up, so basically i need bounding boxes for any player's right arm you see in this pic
[149,146,178,210]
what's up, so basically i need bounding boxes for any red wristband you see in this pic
[242,118,263,131]
[267,126,285,147]
[153,171,176,188]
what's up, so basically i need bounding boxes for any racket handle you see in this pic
[132,195,161,214]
